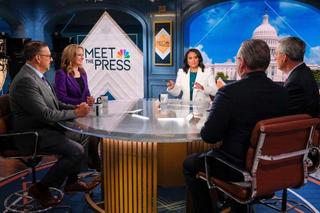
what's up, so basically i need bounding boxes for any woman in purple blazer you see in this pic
[55,44,100,171]
[55,44,94,106]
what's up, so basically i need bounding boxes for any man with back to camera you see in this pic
[183,39,289,213]
[9,41,97,208]
[275,36,319,117]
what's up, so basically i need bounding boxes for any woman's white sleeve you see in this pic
[167,69,183,97]
[203,68,217,96]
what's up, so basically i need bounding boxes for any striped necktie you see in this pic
[41,76,52,90]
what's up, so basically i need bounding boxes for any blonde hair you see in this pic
[60,44,84,76]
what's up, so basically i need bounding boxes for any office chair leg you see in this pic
[19,158,38,184]
[249,204,256,213]
[245,204,248,213]
[209,188,219,211]
[281,189,288,212]
[31,166,37,184]
[4,187,65,213]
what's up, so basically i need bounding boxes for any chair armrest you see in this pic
[258,149,308,161]
[204,153,252,189]
[0,131,39,159]
[214,157,252,181]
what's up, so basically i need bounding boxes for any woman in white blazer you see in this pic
[167,48,217,103]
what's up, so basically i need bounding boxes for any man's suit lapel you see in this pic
[25,66,59,109]
[284,63,304,86]
[46,80,59,108]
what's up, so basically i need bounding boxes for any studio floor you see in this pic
[1,157,320,212]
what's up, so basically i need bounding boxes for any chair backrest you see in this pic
[246,114,319,198]
[312,124,320,147]
[0,94,11,153]
[307,115,320,173]
[0,94,10,134]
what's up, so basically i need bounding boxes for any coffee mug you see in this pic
[101,96,108,103]
[93,103,103,116]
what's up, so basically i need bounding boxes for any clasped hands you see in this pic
[74,96,95,117]
[75,102,90,117]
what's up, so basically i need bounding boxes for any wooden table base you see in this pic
[103,139,157,213]
[98,139,215,213]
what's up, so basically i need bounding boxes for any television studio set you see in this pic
[0,0,320,212]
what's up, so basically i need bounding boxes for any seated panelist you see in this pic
[55,44,94,106]
[9,41,98,208]
[275,36,319,117]
[183,39,289,213]
[167,48,217,103]
[54,44,100,171]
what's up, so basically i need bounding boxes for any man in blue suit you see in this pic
[183,39,289,213]
[276,36,319,117]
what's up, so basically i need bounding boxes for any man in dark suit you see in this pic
[276,36,319,117]
[9,41,97,207]
[183,39,288,213]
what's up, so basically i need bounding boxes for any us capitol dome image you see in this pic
[211,12,320,82]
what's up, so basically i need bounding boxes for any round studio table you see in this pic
[59,98,214,213]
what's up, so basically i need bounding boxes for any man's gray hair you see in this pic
[24,40,48,61]
[278,37,305,62]
[237,39,270,71]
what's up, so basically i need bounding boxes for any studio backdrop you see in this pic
[81,11,144,100]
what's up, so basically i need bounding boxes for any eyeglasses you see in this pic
[38,54,53,62]
[39,54,52,58]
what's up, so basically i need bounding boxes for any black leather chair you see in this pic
[0,94,67,212]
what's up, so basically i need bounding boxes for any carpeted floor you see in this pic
[1,169,320,212]
[158,186,186,213]
[310,169,320,180]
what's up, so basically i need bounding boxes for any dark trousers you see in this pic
[14,128,85,188]
[183,153,214,213]
[39,138,84,188]
[65,131,101,171]
[183,152,245,213]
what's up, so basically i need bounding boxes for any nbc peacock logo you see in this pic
[116,49,130,59]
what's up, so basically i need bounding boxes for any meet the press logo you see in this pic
[84,47,131,71]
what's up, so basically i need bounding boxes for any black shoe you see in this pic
[64,179,99,194]
[28,183,61,208]
[217,199,232,213]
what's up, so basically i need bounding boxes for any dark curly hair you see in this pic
[182,48,205,73]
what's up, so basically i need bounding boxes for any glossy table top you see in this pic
[59,99,211,142]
